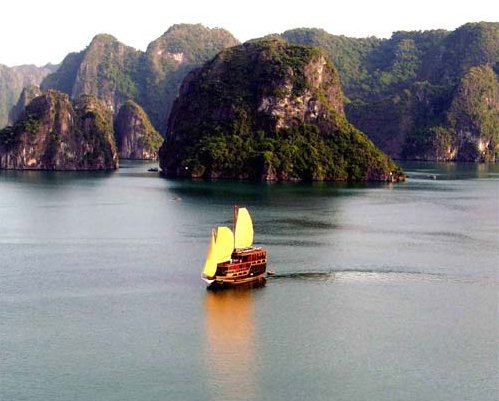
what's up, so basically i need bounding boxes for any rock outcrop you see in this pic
[276,22,499,161]
[114,100,163,159]
[402,65,499,161]
[160,40,403,182]
[8,85,42,124]
[41,24,239,132]
[0,63,56,128]
[8,23,497,161]
[447,65,499,161]
[0,90,118,170]
[141,24,240,131]
[43,34,141,116]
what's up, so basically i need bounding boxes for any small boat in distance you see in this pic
[202,206,267,287]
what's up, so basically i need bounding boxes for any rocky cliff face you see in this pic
[401,65,499,161]
[277,22,499,161]
[41,24,239,132]
[43,34,141,115]
[8,23,497,162]
[161,40,403,182]
[8,85,42,123]
[141,24,240,132]
[40,52,84,96]
[0,63,56,128]
[115,100,163,159]
[0,90,117,170]
[255,52,344,129]
[448,65,498,161]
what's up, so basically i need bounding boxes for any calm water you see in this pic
[0,161,497,401]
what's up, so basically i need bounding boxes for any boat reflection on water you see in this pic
[204,282,264,400]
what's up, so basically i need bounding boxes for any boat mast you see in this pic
[233,204,238,250]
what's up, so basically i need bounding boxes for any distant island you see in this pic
[0,22,497,173]
[272,22,498,162]
[0,91,117,170]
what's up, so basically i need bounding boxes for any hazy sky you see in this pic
[2,0,498,66]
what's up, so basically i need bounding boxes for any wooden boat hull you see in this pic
[208,247,267,287]
[212,271,267,287]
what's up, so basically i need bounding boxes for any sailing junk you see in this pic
[202,207,267,286]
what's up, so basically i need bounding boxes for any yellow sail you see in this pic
[215,226,234,263]
[234,207,254,249]
[202,231,217,278]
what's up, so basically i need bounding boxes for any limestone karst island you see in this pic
[1,22,498,176]
[1,12,498,401]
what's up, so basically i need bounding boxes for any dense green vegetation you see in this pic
[0,115,41,149]
[447,65,499,160]
[161,40,402,181]
[276,22,499,160]
[0,125,22,148]
[95,38,140,100]
[272,29,381,94]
